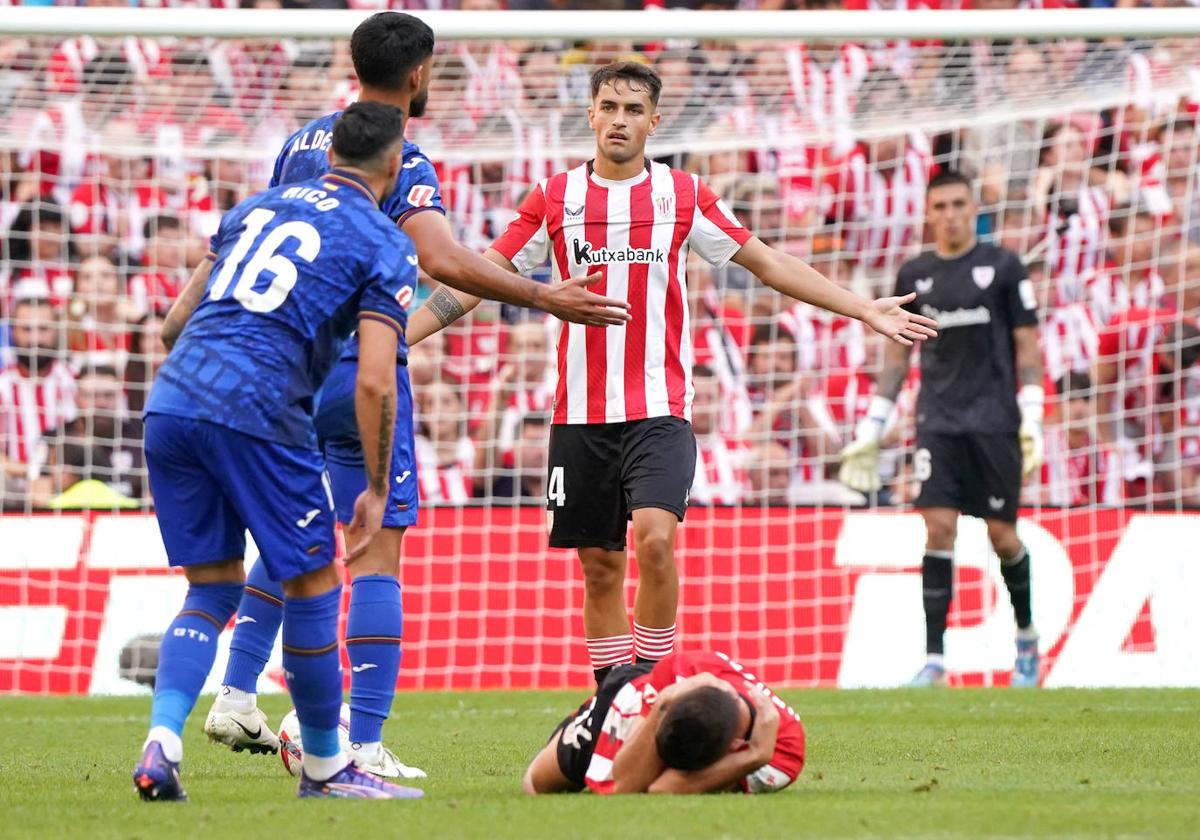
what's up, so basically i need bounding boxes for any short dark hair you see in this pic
[145,214,182,240]
[1166,322,1200,371]
[1055,372,1092,400]
[749,323,794,348]
[693,363,716,379]
[655,686,741,772]
[332,102,406,170]
[927,169,973,195]
[590,61,662,107]
[82,364,121,381]
[350,12,435,91]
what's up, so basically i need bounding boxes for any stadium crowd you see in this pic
[2,2,1200,513]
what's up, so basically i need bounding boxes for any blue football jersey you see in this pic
[271,111,444,361]
[147,170,418,448]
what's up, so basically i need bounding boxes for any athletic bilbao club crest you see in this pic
[972,265,995,289]
[653,194,675,218]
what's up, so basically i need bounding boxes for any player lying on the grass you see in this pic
[524,650,804,795]
[838,170,1045,688]
[407,61,938,688]
[160,12,628,780]
[135,102,423,802]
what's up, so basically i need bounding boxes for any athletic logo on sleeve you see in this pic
[406,185,436,207]
[296,508,321,528]
[972,265,995,289]
[564,204,584,217]
[402,157,425,169]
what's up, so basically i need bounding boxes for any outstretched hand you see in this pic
[863,293,938,346]
[541,272,632,327]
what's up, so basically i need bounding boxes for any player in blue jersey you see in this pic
[193,12,630,779]
[133,102,424,802]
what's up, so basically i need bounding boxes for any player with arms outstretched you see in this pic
[189,12,630,778]
[408,62,937,685]
[838,170,1045,688]
[524,650,804,795]
[134,103,422,801]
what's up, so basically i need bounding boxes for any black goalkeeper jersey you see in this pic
[895,242,1039,435]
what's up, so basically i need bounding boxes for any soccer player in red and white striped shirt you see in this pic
[408,62,936,685]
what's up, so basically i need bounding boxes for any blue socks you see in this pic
[345,575,403,745]
[282,587,344,761]
[150,582,244,737]
[222,560,284,693]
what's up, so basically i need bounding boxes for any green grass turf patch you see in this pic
[0,688,1196,839]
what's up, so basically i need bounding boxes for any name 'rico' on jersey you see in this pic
[146,170,418,449]
[895,242,1038,435]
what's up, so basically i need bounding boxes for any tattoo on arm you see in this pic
[426,286,467,328]
[368,392,394,497]
[1014,327,1044,387]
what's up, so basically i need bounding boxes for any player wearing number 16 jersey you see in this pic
[407,61,937,686]
[134,103,422,802]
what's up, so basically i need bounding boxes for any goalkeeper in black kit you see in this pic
[838,171,1045,688]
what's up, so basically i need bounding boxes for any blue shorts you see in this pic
[144,414,336,582]
[313,359,418,529]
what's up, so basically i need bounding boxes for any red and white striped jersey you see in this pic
[492,161,752,425]
[1040,427,1121,507]
[779,303,866,374]
[0,356,77,474]
[821,135,931,272]
[783,43,870,144]
[495,377,556,467]
[1041,303,1099,384]
[808,368,875,448]
[414,436,475,505]
[691,434,749,506]
[128,269,188,317]
[69,180,167,260]
[1096,307,1177,416]
[584,651,805,795]
[1085,263,1166,328]
[456,43,522,126]
[3,264,73,312]
[18,100,94,205]
[1046,186,1110,294]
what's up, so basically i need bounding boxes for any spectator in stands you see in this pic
[0,297,76,508]
[67,118,163,263]
[490,412,550,501]
[1030,372,1121,507]
[123,309,168,415]
[690,364,749,505]
[823,70,931,289]
[653,49,710,144]
[1095,308,1200,505]
[744,441,793,506]
[1159,117,1200,243]
[1098,208,1165,322]
[416,380,477,505]
[960,44,1051,209]
[3,202,73,309]
[1034,120,1129,307]
[746,322,799,410]
[44,364,145,502]
[128,214,188,316]
[408,327,447,390]
[67,254,135,371]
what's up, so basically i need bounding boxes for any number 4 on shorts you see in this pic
[548,466,566,507]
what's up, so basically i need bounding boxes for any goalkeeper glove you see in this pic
[838,396,895,493]
[1018,384,1045,479]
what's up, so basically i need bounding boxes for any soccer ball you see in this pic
[278,702,353,777]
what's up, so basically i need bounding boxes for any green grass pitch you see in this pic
[1,688,1197,839]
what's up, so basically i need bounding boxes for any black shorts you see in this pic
[548,662,654,790]
[547,417,696,551]
[913,431,1022,522]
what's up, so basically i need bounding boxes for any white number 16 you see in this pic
[209,207,321,313]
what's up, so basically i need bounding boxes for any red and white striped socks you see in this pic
[634,622,676,662]
[586,634,633,672]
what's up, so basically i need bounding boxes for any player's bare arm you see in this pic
[349,318,400,553]
[402,210,629,328]
[161,260,212,350]
[647,688,780,795]
[1014,325,1046,477]
[730,237,938,346]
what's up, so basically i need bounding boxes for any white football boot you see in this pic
[204,698,281,755]
[349,741,428,779]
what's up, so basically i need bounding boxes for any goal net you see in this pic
[1,9,1198,694]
